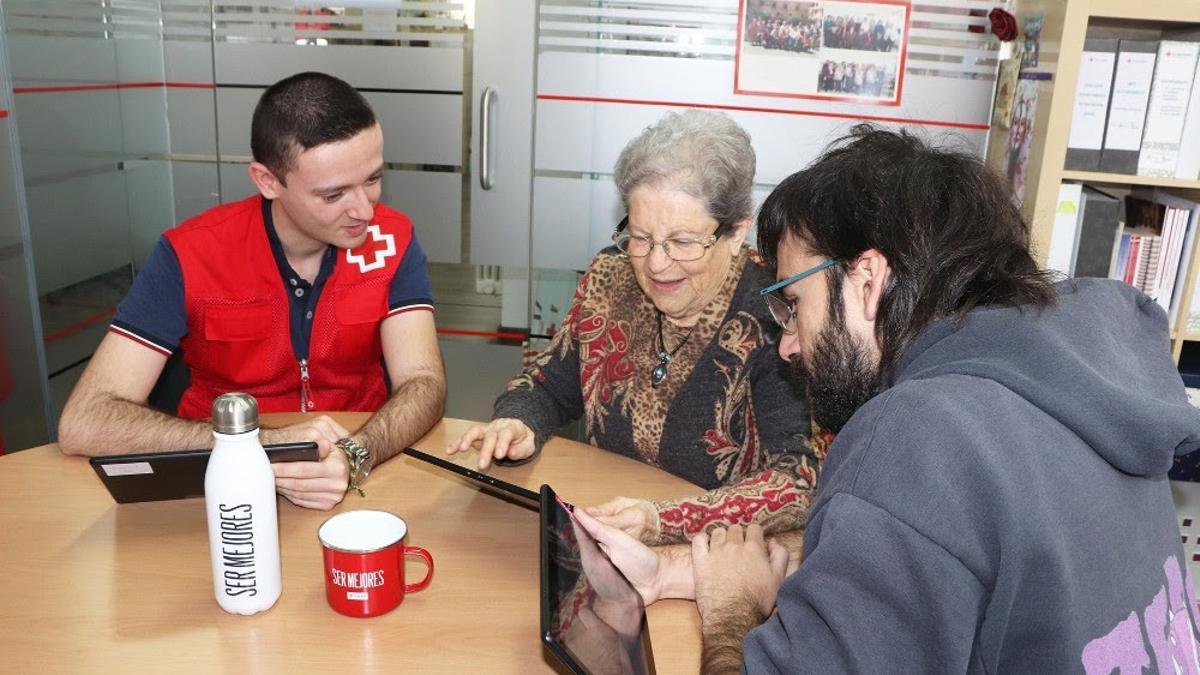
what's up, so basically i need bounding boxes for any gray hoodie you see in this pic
[743,278,1200,673]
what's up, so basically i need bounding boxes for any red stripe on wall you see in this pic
[0,110,7,118]
[436,327,527,341]
[536,94,991,131]
[43,308,116,344]
[41,303,527,345]
[13,81,215,94]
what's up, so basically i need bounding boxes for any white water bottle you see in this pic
[204,392,281,614]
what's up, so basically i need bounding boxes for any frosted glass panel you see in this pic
[469,0,537,269]
[382,171,462,264]
[218,161,257,202]
[7,86,124,177]
[3,0,173,437]
[125,160,177,265]
[25,159,131,295]
[533,175,620,271]
[171,161,222,226]
[0,83,51,450]
[215,87,463,166]
[167,88,219,156]
[214,43,463,92]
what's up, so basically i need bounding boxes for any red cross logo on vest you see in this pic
[345,224,396,273]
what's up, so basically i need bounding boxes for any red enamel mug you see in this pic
[317,510,434,618]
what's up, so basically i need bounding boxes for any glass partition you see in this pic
[3,0,177,440]
[0,0,532,439]
[0,13,51,453]
[0,1,1003,450]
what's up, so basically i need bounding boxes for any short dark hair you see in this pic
[757,124,1056,375]
[250,72,377,184]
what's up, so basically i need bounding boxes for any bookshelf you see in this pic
[1088,0,1200,24]
[994,0,1200,362]
[1060,171,1200,191]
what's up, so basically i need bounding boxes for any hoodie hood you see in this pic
[890,278,1200,477]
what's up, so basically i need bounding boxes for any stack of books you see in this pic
[1113,194,1194,314]
[1048,185,1199,331]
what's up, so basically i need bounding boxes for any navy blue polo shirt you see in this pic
[110,199,434,360]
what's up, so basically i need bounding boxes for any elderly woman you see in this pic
[448,110,822,546]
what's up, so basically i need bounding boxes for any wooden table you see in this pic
[0,415,702,673]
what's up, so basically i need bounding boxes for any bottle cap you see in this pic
[211,392,259,434]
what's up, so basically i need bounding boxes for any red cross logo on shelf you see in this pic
[345,224,396,273]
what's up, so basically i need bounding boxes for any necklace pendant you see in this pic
[650,361,668,387]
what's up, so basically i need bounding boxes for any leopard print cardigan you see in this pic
[494,246,822,544]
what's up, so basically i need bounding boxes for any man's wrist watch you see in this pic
[335,438,373,497]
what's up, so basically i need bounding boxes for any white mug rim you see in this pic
[317,509,408,554]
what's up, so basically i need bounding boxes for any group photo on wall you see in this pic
[735,0,909,103]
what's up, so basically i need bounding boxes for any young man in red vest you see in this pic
[57,72,446,510]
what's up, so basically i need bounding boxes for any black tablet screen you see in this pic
[540,484,655,675]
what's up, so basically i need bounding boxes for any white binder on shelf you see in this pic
[1048,183,1085,276]
[1100,40,1159,174]
[1137,41,1200,177]
[1173,31,1200,179]
[1066,38,1118,171]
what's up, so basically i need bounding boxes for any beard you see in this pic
[788,308,881,434]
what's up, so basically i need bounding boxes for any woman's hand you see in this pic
[586,496,661,543]
[446,418,537,470]
[573,508,694,605]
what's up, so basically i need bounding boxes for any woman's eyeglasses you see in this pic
[612,232,719,262]
[611,216,719,263]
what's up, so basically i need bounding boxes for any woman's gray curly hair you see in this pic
[613,109,756,237]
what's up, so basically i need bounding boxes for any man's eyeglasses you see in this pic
[612,216,719,263]
[759,258,838,334]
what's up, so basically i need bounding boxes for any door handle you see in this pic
[480,86,495,190]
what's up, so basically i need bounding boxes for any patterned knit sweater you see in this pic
[494,246,823,545]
